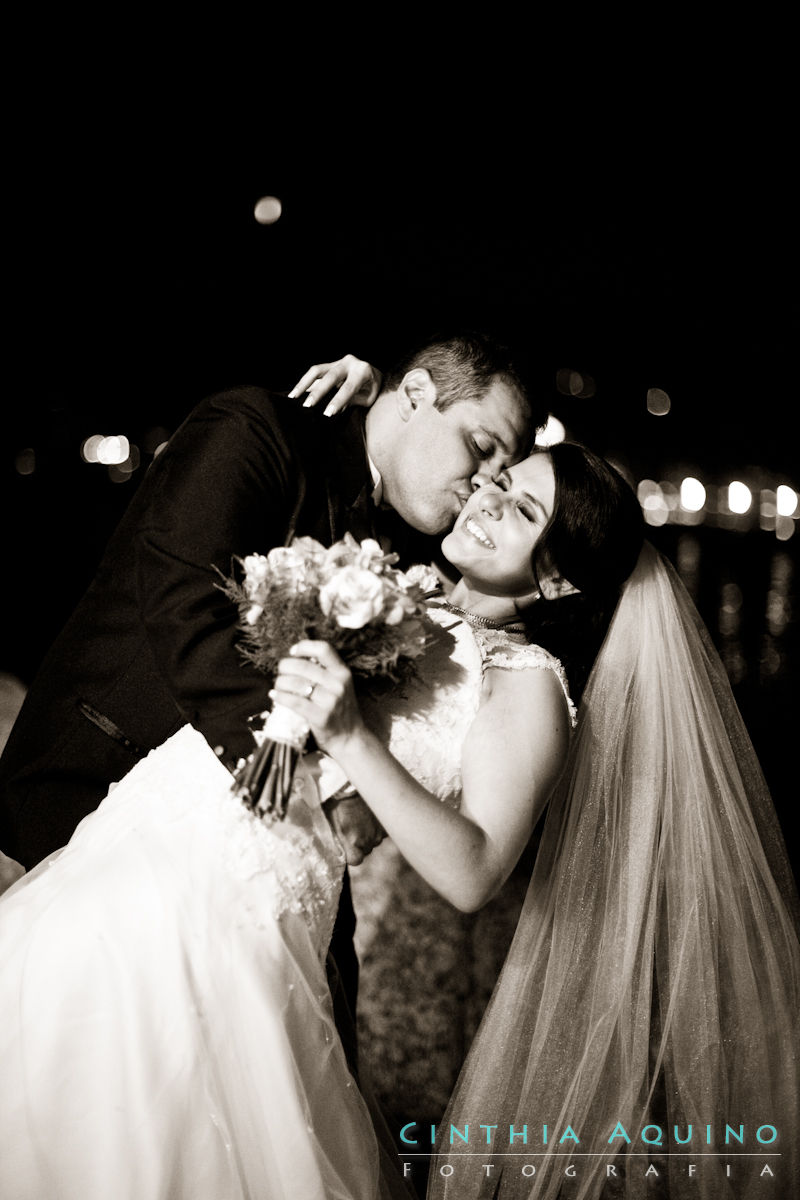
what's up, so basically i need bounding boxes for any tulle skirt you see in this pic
[0,727,405,1199]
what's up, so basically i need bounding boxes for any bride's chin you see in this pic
[440,545,475,577]
[440,533,460,568]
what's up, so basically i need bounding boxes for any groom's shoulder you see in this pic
[176,384,342,462]
[191,384,297,427]
[190,385,332,440]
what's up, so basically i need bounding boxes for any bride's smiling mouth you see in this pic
[463,516,496,550]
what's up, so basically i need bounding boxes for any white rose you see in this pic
[354,538,392,572]
[382,587,418,625]
[266,546,307,575]
[289,536,328,563]
[319,566,387,629]
[323,535,360,574]
[403,563,441,593]
[266,540,326,590]
[242,554,270,598]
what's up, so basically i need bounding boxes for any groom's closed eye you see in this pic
[470,434,496,458]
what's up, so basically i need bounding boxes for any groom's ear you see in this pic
[397,368,437,421]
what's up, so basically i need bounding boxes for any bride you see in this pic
[1,430,798,1197]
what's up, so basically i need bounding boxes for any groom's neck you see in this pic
[363,398,395,503]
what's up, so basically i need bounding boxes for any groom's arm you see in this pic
[134,387,303,765]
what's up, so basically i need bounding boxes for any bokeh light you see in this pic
[680,477,706,512]
[646,387,671,416]
[776,516,795,541]
[96,436,130,466]
[776,484,798,517]
[638,480,669,526]
[728,481,752,514]
[719,581,743,637]
[81,435,105,464]
[254,196,282,225]
[82,435,130,466]
[555,368,596,398]
[14,448,36,475]
[108,445,141,482]
[759,490,776,532]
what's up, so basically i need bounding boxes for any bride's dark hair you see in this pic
[521,442,645,702]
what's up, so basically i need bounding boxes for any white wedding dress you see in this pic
[0,607,569,1200]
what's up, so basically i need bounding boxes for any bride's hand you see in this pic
[287,355,382,416]
[271,640,367,757]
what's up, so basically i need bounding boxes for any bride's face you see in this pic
[441,452,557,597]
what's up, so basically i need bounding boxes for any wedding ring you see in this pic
[304,683,315,699]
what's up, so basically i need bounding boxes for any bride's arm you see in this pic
[273,642,570,912]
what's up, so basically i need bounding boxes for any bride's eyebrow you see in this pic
[521,490,547,520]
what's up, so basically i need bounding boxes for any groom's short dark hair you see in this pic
[383,331,535,421]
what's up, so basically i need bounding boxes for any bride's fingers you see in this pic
[274,657,334,696]
[269,679,331,708]
[303,367,344,410]
[318,359,379,416]
[269,678,342,734]
[288,361,349,408]
[287,363,328,400]
[273,643,362,741]
[289,641,349,677]
[287,356,380,416]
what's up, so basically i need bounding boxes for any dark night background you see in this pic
[3,63,798,879]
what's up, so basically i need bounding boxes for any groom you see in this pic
[0,331,539,1023]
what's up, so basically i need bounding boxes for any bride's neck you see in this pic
[446,578,520,624]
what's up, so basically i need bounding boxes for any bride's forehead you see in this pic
[508,451,554,487]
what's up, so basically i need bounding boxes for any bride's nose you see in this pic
[476,486,504,519]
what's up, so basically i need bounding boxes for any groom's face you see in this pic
[388,377,531,535]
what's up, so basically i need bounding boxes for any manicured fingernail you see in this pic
[323,405,336,417]
[303,397,315,407]
[287,388,298,398]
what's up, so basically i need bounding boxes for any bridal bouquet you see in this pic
[217,535,442,818]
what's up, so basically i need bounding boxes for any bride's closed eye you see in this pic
[494,472,539,522]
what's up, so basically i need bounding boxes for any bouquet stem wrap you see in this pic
[231,706,309,819]
[217,536,442,820]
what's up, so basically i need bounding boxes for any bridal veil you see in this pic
[429,542,800,1199]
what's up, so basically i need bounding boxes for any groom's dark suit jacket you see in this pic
[0,386,415,1026]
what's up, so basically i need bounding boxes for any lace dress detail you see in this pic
[473,624,578,728]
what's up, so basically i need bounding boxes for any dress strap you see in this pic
[474,627,578,728]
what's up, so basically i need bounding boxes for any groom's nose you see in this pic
[470,444,509,491]
[470,462,500,492]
